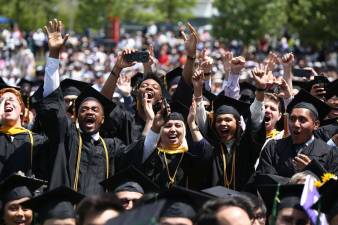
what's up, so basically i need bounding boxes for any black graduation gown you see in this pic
[315,120,338,142]
[194,118,266,191]
[132,137,210,190]
[41,88,140,195]
[0,132,51,181]
[256,136,338,178]
[103,103,145,145]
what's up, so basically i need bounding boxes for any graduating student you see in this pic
[315,79,338,146]
[60,79,91,122]
[157,186,212,225]
[256,89,338,179]
[0,173,46,225]
[121,88,216,189]
[0,84,57,180]
[21,186,84,225]
[258,184,310,225]
[41,19,141,195]
[192,68,266,190]
[100,166,160,210]
[312,179,338,224]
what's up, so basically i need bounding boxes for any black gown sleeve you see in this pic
[35,87,71,189]
[256,140,279,175]
[102,104,137,145]
[171,78,193,119]
[315,123,338,142]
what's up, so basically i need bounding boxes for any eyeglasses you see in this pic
[119,198,140,206]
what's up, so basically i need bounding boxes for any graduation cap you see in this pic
[201,186,240,198]
[164,67,183,90]
[254,174,290,186]
[60,79,91,97]
[75,86,116,117]
[258,184,304,214]
[0,77,21,91]
[155,185,214,220]
[239,81,256,104]
[106,199,166,225]
[287,89,332,122]
[312,179,338,221]
[100,166,160,194]
[292,80,310,91]
[213,94,251,119]
[326,79,338,100]
[130,72,144,89]
[0,173,47,205]
[16,78,35,88]
[21,186,85,223]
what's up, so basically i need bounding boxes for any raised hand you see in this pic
[43,19,69,58]
[116,75,132,97]
[151,100,168,133]
[143,93,155,122]
[230,56,246,74]
[264,52,279,72]
[199,49,213,74]
[276,78,292,99]
[220,49,233,74]
[281,52,294,72]
[192,68,204,97]
[181,23,199,57]
[187,99,197,127]
[114,49,137,72]
[252,64,271,89]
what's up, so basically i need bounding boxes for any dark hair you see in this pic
[76,193,124,225]
[241,192,267,217]
[195,196,254,225]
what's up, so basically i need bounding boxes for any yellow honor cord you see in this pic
[220,144,236,189]
[73,129,109,191]
[266,129,280,139]
[158,150,185,188]
[0,127,34,168]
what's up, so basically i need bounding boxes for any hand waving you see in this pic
[43,19,69,57]
[181,23,199,57]
[252,64,271,89]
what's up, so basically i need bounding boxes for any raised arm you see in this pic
[281,52,294,92]
[224,56,246,99]
[43,19,68,97]
[181,23,199,84]
[191,68,208,134]
[142,105,165,163]
[187,99,203,142]
[101,49,136,99]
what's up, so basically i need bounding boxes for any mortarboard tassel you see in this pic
[270,184,280,225]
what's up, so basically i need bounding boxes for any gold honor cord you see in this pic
[74,129,109,191]
[159,151,185,188]
[220,144,236,189]
[27,130,34,167]
[0,127,34,169]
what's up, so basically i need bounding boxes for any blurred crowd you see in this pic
[1,23,337,94]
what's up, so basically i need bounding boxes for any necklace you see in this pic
[160,151,185,188]
[220,144,236,189]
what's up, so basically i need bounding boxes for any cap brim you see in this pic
[100,166,160,193]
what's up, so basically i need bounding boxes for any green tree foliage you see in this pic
[212,0,288,44]
[0,0,57,31]
[212,0,338,47]
[75,0,197,31]
[288,0,338,47]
